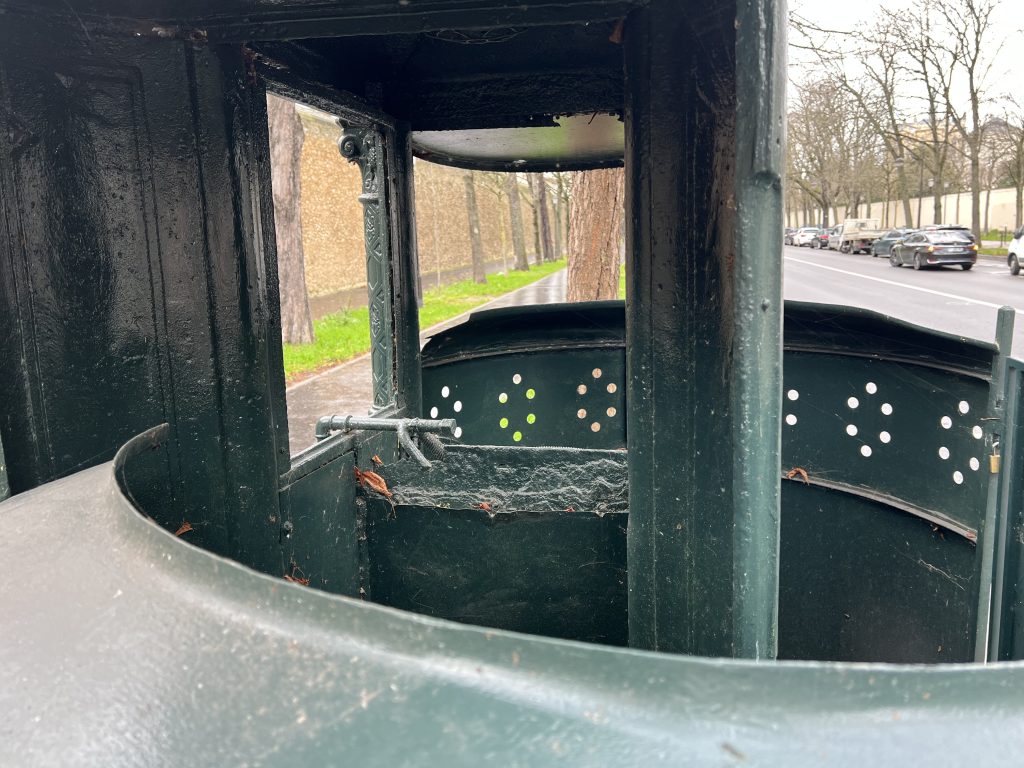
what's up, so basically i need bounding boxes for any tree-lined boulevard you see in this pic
[784,245,1024,353]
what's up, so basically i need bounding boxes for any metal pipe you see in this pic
[314,415,457,469]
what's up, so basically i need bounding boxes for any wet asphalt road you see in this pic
[783,244,1024,353]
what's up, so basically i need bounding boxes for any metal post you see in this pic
[624,0,785,658]
[979,306,1015,660]
[339,122,395,410]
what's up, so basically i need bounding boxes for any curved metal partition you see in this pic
[422,301,1004,662]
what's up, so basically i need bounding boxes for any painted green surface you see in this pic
[283,261,565,381]
[624,0,784,658]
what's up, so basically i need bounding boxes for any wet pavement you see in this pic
[285,269,567,455]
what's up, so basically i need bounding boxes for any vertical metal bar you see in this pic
[977,305,1015,661]
[339,123,395,410]
[624,0,785,658]
[990,361,1020,659]
[388,122,423,417]
[732,0,786,659]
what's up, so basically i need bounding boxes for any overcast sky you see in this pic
[789,0,1024,113]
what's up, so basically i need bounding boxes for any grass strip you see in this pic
[283,259,566,382]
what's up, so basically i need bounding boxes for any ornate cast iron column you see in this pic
[339,122,395,410]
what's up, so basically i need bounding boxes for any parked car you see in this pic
[834,218,887,254]
[889,229,978,270]
[811,227,833,249]
[871,228,915,257]
[1008,227,1024,275]
[792,227,821,247]
[919,224,980,244]
[784,227,797,245]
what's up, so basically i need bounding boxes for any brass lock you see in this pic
[991,441,1001,474]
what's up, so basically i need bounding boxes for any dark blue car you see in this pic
[871,228,915,257]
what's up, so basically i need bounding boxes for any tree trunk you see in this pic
[970,153,982,240]
[531,174,554,262]
[266,93,314,344]
[505,173,529,271]
[566,168,625,302]
[933,175,943,226]
[1016,183,1023,229]
[897,163,914,229]
[552,192,563,261]
[557,173,569,254]
[984,185,992,234]
[463,170,486,283]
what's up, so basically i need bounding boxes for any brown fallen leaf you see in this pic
[785,467,809,484]
[371,454,384,468]
[354,467,392,499]
[284,564,311,586]
[609,18,625,44]
[474,502,492,513]
[174,521,193,536]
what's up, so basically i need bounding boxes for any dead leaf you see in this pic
[355,467,393,499]
[474,502,492,512]
[284,564,310,586]
[609,18,625,44]
[371,454,384,468]
[174,522,193,536]
[785,467,809,484]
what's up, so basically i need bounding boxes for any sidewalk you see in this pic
[285,269,567,455]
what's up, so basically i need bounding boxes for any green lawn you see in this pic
[283,260,566,382]
[979,247,1008,257]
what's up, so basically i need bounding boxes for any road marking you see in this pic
[786,256,1023,312]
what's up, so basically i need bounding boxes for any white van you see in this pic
[1009,227,1024,275]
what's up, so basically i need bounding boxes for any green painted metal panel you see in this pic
[779,482,978,663]
[624,0,784,658]
[364,446,628,644]
[6,446,1024,764]
[782,353,990,534]
[280,451,360,596]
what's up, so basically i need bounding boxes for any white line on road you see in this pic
[786,256,1023,312]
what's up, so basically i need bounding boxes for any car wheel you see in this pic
[961,263,973,271]
[1010,253,1021,276]
[913,253,923,271]
[889,252,900,267]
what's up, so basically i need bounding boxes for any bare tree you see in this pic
[792,14,916,226]
[567,169,624,301]
[934,0,1003,240]
[787,79,847,227]
[995,108,1024,228]
[891,1,957,227]
[530,173,555,262]
[462,170,486,283]
[266,93,314,344]
[504,173,529,270]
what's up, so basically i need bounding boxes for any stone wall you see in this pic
[295,108,556,319]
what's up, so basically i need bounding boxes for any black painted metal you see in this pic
[6,0,1024,760]
[365,445,629,645]
[0,22,289,572]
